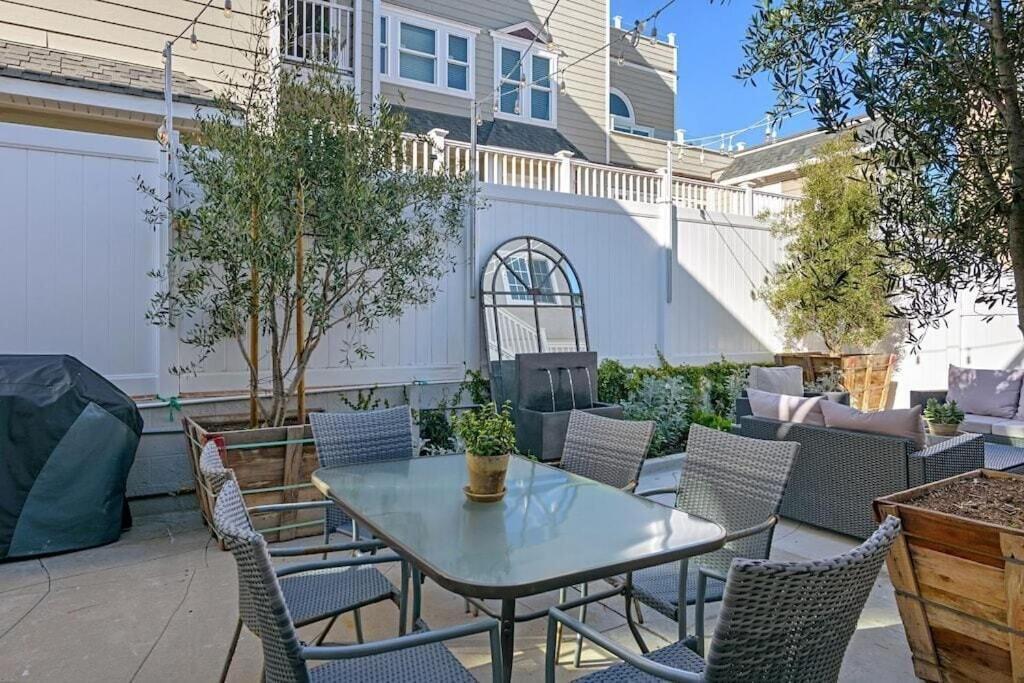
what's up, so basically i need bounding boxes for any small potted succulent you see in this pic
[923,398,964,436]
[454,402,516,502]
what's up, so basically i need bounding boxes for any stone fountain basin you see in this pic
[516,402,624,462]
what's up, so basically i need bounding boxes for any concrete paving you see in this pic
[0,457,916,682]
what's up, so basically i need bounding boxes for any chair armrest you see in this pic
[620,480,639,493]
[635,486,677,498]
[546,608,702,682]
[274,553,403,578]
[909,432,985,486]
[722,515,777,544]
[269,540,387,558]
[301,618,502,680]
[247,500,334,514]
[910,390,947,409]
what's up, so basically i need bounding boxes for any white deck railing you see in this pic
[402,133,800,217]
[280,0,355,76]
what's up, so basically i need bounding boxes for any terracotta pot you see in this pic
[926,421,960,437]
[465,452,510,500]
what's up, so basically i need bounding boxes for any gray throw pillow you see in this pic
[820,401,926,448]
[748,365,804,396]
[948,364,1023,419]
[747,388,825,425]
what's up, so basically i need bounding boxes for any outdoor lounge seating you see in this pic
[616,425,799,654]
[911,364,1024,445]
[738,415,985,537]
[547,516,901,683]
[212,478,503,683]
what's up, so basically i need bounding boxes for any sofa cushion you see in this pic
[991,420,1024,439]
[747,388,825,426]
[954,413,1003,435]
[948,364,1023,419]
[820,401,926,448]
[748,366,804,396]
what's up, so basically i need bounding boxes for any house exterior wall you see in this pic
[608,26,675,138]
[609,131,732,180]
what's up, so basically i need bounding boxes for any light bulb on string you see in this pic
[223,0,232,17]
[616,50,624,66]
[190,28,199,50]
[649,26,658,45]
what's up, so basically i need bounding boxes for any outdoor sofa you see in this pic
[737,415,984,538]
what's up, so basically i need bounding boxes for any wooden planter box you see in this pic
[874,470,1024,682]
[183,414,324,543]
[775,352,896,411]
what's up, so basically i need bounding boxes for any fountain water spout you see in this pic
[561,367,578,410]
[543,369,557,412]
[582,366,595,409]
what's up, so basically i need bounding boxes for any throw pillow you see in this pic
[820,401,926,448]
[947,364,1023,419]
[747,388,825,426]
[748,365,804,396]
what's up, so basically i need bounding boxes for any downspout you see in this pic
[371,0,381,103]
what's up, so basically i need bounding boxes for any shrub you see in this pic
[453,402,516,457]
[622,376,700,457]
[689,410,735,432]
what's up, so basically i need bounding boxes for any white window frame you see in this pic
[378,5,476,99]
[609,87,653,137]
[492,33,558,128]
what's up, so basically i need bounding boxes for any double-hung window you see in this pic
[377,7,475,97]
[493,36,558,127]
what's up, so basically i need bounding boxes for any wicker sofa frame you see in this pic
[910,389,1024,446]
[737,415,985,538]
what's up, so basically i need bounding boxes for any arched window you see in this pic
[609,88,652,137]
[610,92,632,119]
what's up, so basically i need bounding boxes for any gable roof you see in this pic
[0,40,216,106]
[716,119,876,183]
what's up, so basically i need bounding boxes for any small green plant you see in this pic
[340,387,390,411]
[622,376,699,457]
[923,399,964,425]
[690,410,734,432]
[805,367,845,393]
[453,402,516,457]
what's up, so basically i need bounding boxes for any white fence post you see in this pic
[555,150,575,193]
[742,182,755,216]
[427,128,449,173]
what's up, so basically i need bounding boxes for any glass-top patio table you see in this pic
[312,453,726,681]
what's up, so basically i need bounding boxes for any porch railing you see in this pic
[280,0,355,77]
[401,132,801,218]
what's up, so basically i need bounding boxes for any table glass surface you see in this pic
[312,454,725,598]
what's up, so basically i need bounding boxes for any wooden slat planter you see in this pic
[184,415,324,543]
[874,470,1024,682]
[776,352,896,411]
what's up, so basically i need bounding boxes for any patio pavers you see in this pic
[0,458,917,682]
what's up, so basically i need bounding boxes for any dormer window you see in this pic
[377,5,477,98]
[492,23,558,128]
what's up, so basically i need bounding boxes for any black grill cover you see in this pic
[0,355,143,560]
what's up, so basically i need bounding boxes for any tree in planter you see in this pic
[145,55,471,427]
[739,0,1024,341]
[758,135,890,353]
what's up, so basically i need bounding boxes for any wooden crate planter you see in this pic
[183,415,324,543]
[874,470,1024,682]
[775,352,896,411]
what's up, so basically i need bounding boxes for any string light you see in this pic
[223,0,232,17]
[616,50,625,66]
[190,29,199,49]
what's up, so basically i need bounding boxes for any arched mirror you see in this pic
[479,236,589,362]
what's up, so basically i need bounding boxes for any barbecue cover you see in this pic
[0,355,143,560]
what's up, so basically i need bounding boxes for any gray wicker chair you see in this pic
[557,410,654,665]
[212,477,503,683]
[623,425,799,654]
[547,516,901,682]
[309,407,415,543]
[198,442,404,682]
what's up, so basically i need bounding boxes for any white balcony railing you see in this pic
[401,133,801,218]
[280,0,355,76]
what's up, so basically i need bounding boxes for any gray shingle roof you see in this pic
[0,40,216,106]
[396,106,587,160]
[717,119,875,182]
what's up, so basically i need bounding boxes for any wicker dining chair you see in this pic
[213,478,503,683]
[547,515,901,682]
[309,406,416,543]
[556,410,654,666]
[624,425,799,654]
[198,442,406,682]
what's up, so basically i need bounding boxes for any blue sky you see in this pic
[609,0,815,148]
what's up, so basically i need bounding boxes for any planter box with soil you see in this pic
[776,352,896,411]
[184,414,324,543]
[874,470,1024,682]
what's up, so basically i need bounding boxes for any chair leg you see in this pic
[554,587,567,653]
[634,600,645,624]
[624,575,649,654]
[677,559,689,644]
[694,571,708,656]
[313,614,339,645]
[353,608,365,644]
[219,617,242,683]
[399,562,410,636]
[572,583,588,668]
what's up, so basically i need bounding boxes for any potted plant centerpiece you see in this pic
[922,398,964,436]
[141,20,470,540]
[454,402,517,502]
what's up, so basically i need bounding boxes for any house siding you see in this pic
[610,61,674,134]
[609,131,732,180]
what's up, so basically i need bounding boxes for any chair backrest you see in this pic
[703,516,901,682]
[214,479,310,683]
[676,425,799,561]
[559,410,654,490]
[197,439,233,495]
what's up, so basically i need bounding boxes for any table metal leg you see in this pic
[500,598,515,683]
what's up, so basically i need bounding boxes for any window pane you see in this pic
[379,17,388,43]
[448,35,468,62]
[531,88,550,120]
[400,23,435,54]
[610,94,630,118]
[380,46,388,73]
[507,258,530,301]
[500,82,519,114]
[532,56,550,87]
[448,63,468,90]
[400,52,435,82]
[501,47,522,80]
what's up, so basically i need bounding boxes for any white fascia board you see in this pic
[0,76,217,120]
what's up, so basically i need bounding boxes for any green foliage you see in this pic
[453,402,516,457]
[923,399,965,426]
[804,367,845,393]
[140,18,471,427]
[339,388,390,412]
[461,368,492,405]
[759,136,891,353]
[417,408,456,454]
[689,410,735,433]
[622,377,697,457]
